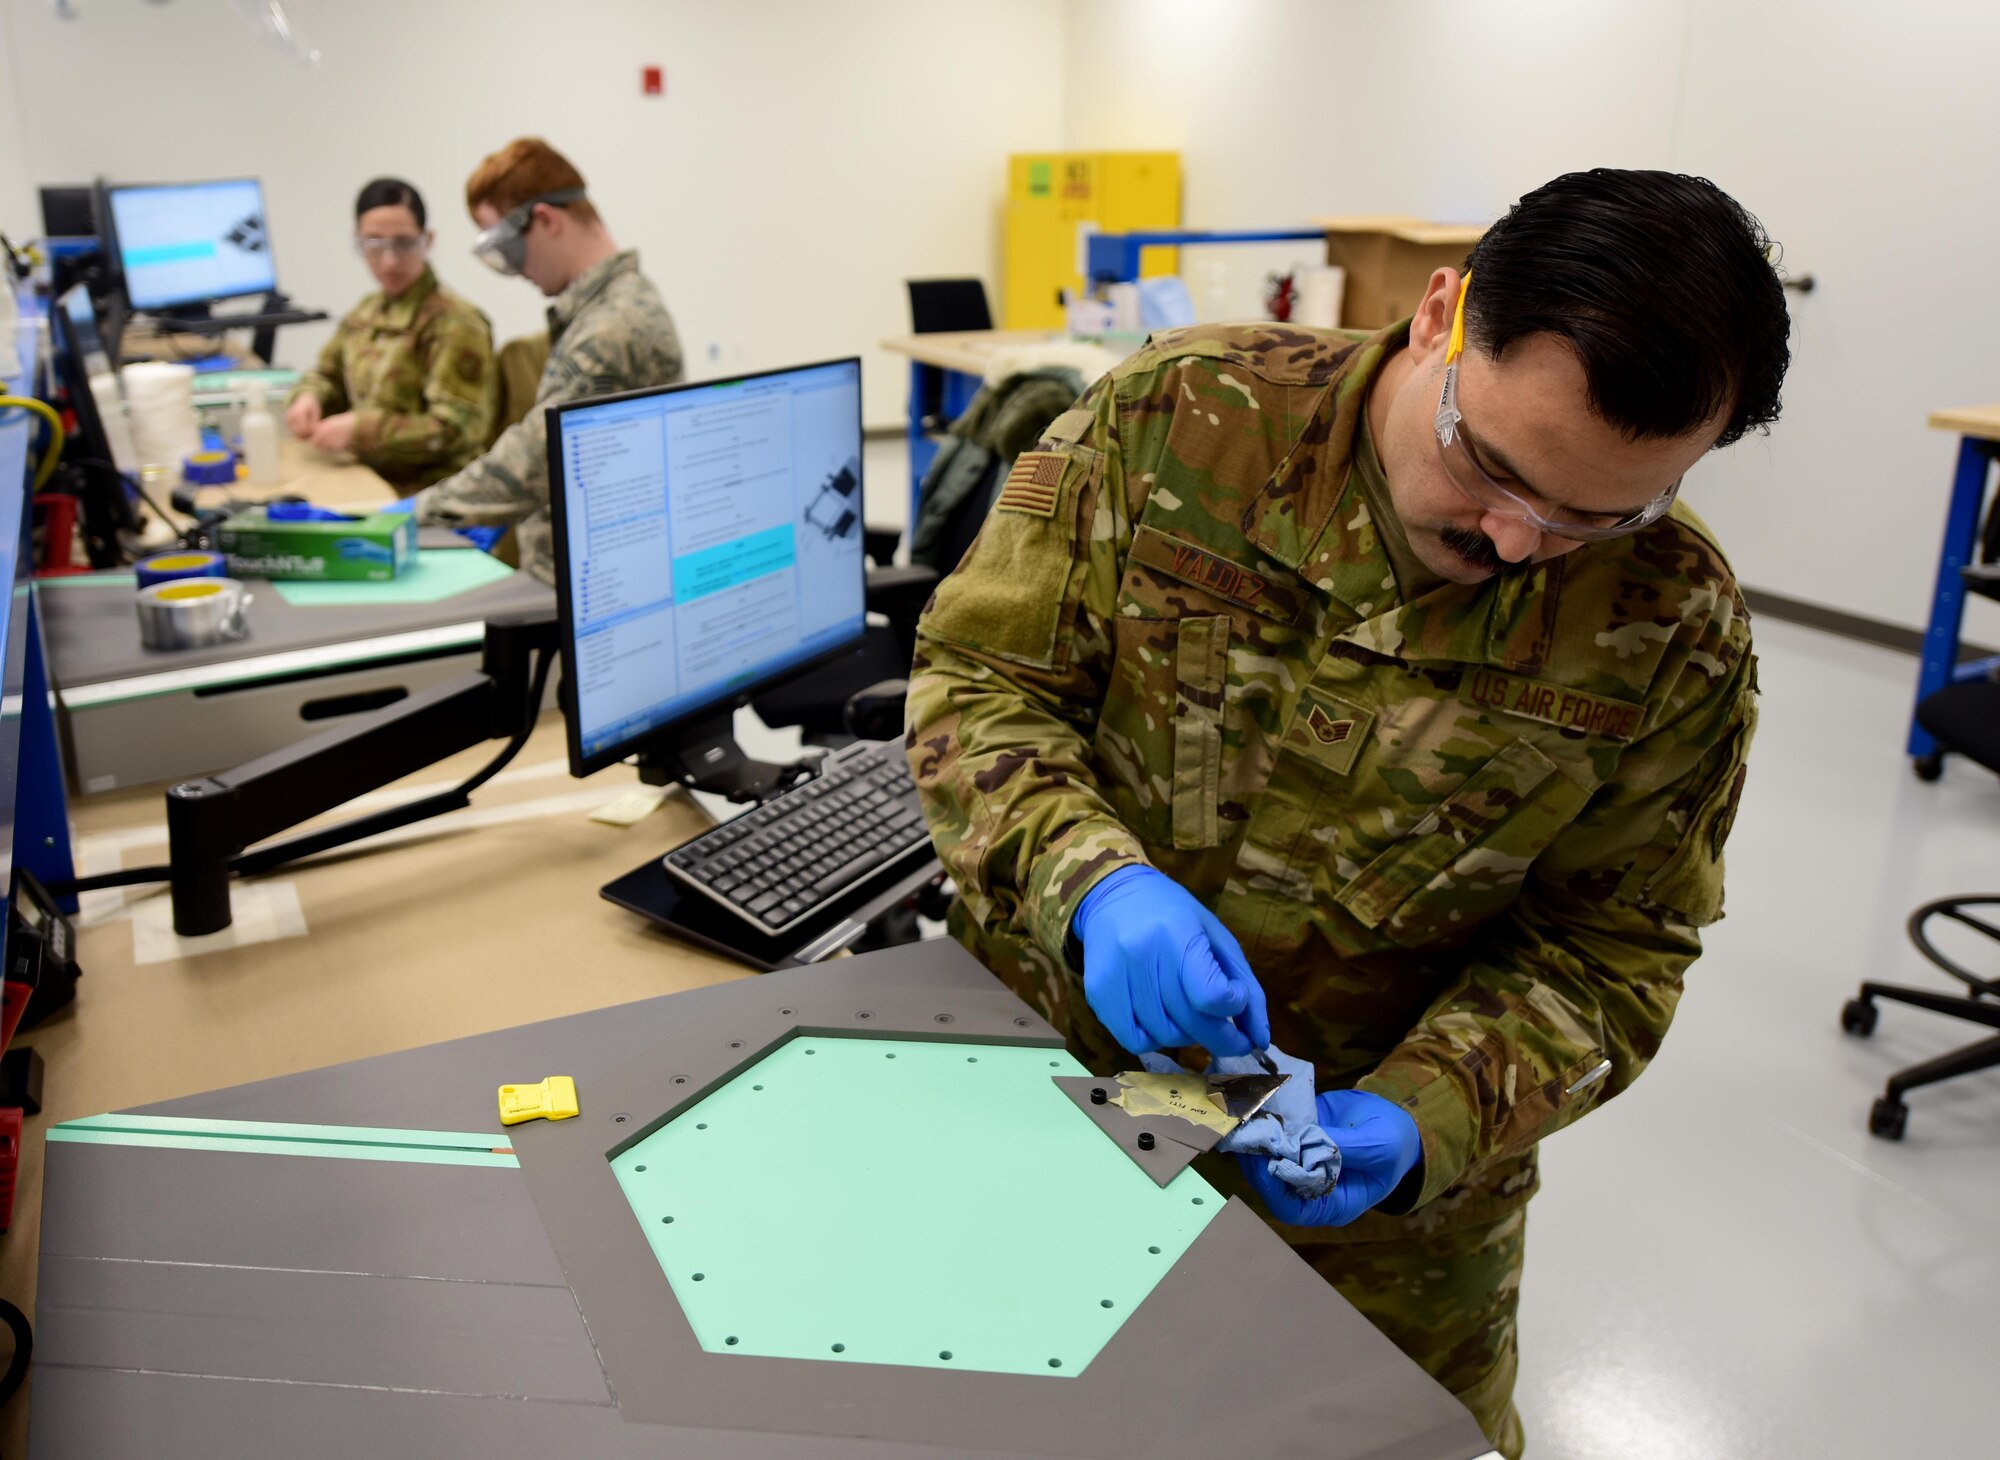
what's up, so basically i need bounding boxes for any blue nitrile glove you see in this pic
[1212,1046,1339,1200]
[378,496,418,515]
[1238,1089,1422,1227]
[455,524,506,552]
[266,501,358,522]
[1073,865,1270,1057]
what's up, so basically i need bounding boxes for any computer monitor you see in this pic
[39,185,95,240]
[549,359,868,779]
[100,178,278,314]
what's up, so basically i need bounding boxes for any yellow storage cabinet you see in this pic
[1003,152,1181,328]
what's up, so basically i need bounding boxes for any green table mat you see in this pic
[271,547,514,606]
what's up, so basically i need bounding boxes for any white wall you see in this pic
[9,0,1996,635]
[0,0,1068,429]
[0,5,32,236]
[1065,0,2000,640]
[1668,0,2000,642]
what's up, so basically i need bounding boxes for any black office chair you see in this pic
[1843,675,2000,1138]
[906,278,993,432]
[906,278,992,335]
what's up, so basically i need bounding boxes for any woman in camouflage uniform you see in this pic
[284,178,497,494]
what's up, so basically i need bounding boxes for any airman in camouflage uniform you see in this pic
[906,316,1759,1455]
[287,265,496,494]
[412,251,682,584]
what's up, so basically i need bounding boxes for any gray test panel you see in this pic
[31,941,1494,1460]
[40,570,552,685]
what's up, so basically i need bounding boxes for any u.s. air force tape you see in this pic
[1459,668,1643,743]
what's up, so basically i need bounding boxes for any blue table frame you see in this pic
[3,293,77,903]
[1908,418,2000,767]
[1083,227,1326,287]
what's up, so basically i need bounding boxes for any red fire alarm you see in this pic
[642,65,664,96]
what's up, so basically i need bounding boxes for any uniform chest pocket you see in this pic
[347,333,405,409]
[1336,738,1586,947]
[1097,614,1230,850]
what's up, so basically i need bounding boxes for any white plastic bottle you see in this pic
[240,386,280,486]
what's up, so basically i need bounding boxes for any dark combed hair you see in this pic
[1462,169,1791,448]
[354,176,426,230]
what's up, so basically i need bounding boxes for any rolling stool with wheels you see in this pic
[1842,895,2000,1139]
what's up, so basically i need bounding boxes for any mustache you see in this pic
[1438,525,1502,575]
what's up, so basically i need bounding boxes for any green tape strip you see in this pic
[34,572,138,588]
[50,1113,519,1169]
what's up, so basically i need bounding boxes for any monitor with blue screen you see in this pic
[103,179,278,313]
[549,359,867,776]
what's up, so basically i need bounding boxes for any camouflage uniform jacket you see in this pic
[907,323,1758,1223]
[287,266,497,493]
[413,250,683,583]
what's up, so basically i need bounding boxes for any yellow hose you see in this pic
[0,396,66,492]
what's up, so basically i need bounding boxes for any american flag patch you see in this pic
[994,451,1065,518]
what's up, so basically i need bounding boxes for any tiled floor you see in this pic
[875,429,1997,1454]
[1516,617,2000,1458]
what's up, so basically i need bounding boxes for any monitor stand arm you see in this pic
[634,710,820,806]
[165,608,558,938]
[251,291,300,366]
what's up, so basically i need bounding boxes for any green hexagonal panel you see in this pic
[609,1035,1221,1376]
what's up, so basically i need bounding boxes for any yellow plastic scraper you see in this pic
[497,1075,580,1126]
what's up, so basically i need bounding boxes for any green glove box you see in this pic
[215,506,417,582]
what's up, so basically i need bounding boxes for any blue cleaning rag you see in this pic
[1137,1045,1341,1199]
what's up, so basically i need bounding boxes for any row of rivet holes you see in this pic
[611,1011,1039,1124]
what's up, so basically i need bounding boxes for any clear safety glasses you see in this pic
[1433,273,1680,543]
[354,235,426,260]
[470,188,586,276]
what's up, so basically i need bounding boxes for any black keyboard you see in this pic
[156,309,329,335]
[662,739,933,936]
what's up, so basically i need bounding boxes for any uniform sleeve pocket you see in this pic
[1170,615,1229,850]
[1095,612,1230,850]
[1337,739,1563,935]
[922,446,1096,669]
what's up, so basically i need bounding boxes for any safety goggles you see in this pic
[1433,272,1680,543]
[470,188,586,276]
[354,234,426,260]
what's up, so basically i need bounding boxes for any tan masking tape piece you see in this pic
[1111,1073,1236,1134]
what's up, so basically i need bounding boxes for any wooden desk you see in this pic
[1908,405,2000,771]
[170,434,393,523]
[880,331,1067,523]
[880,329,1067,378]
[0,711,750,1452]
[128,436,393,555]
[1926,403,2000,441]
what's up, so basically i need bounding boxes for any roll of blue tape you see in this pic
[182,449,237,486]
[135,551,228,588]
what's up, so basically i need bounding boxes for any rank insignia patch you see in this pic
[1307,705,1355,744]
[1286,691,1373,776]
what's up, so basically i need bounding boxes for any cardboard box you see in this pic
[1315,215,1489,329]
[215,507,417,582]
